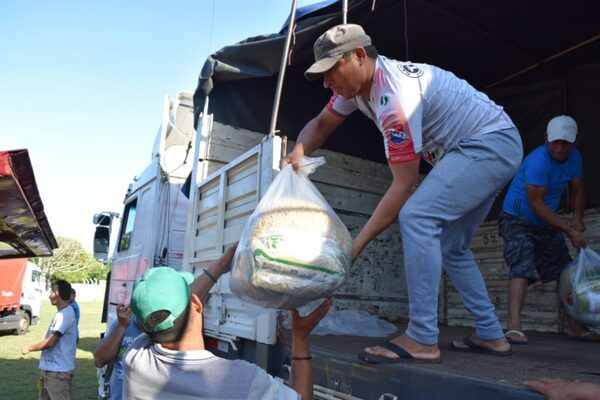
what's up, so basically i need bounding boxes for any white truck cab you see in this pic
[93,91,196,327]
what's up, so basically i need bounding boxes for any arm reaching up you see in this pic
[189,243,238,303]
[93,304,133,367]
[289,297,334,400]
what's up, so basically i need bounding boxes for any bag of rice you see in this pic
[230,156,352,309]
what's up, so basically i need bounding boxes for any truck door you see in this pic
[106,182,155,324]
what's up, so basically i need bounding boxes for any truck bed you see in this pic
[282,324,600,399]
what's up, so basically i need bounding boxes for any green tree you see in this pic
[32,236,108,284]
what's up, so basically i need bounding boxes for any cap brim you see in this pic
[304,55,341,81]
[548,133,577,143]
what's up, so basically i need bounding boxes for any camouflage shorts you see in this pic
[498,212,572,284]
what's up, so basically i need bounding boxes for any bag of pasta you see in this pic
[230,156,352,309]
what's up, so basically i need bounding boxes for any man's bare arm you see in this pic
[527,185,586,248]
[289,297,333,400]
[525,377,600,400]
[352,158,420,259]
[22,333,60,355]
[283,108,345,169]
[93,305,133,368]
[569,177,586,231]
[189,244,237,304]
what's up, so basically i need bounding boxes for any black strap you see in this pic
[292,355,312,360]
[379,341,414,359]
[203,269,218,283]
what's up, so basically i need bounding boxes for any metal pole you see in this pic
[268,0,299,136]
[342,0,348,24]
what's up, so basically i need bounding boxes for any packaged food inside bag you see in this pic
[572,247,600,315]
[230,156,352,309]
[560,247,600,331]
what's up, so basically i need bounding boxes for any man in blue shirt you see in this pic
[70,288,80,344]
[499,115,595,344]
[93,304,143,400]
[70,288,80,324]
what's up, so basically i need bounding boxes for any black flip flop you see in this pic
[358,341,441,364]
[567,332,600,342]
[451,336,512,356]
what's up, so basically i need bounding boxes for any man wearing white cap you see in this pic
[284,24,523,362]
[499,115,593,344]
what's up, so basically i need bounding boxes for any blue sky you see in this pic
[0,0,323,252]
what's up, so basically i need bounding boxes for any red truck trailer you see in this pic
[0,258,44,335]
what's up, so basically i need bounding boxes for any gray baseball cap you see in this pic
[304,24,372,81]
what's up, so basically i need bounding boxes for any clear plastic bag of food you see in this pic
[230,156,352,309]
[560,247,600,330]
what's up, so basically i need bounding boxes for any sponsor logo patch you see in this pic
[398,63,424,78]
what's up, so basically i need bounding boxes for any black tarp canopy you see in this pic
[194,0,600,210]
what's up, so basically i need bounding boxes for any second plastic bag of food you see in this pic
[230,156,352,309]
[559,247,600,331]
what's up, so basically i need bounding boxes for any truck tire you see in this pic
[14,312,30,335]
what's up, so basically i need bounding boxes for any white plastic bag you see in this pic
[282,302,398,337]
[560,247,600,331]
[572,247,600,314]
[230,156,352,309]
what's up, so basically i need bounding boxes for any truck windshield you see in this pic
[32,269,43,283]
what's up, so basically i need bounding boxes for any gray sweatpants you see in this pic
[400,128,523,345]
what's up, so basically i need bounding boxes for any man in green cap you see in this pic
[123,245,332,400]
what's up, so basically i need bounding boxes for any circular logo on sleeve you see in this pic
[398,63,424,78]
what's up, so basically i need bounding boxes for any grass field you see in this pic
[0,300,105,400]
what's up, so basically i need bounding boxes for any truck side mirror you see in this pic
[93,212,118,262]
[94,226,110,261]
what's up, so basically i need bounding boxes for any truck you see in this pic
[94,1,600,398]
[0,258,45,335]
[93,92,600,399]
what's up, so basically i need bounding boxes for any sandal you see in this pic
[505,329,528,344]
[358,341,441,364]
[451,336,513,356]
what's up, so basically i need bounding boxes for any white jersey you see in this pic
[327,55,515,165]
[39,305,78,372]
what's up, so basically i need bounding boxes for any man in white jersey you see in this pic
[284,24,523,362]
[123,245,333,399]
[22,280,78,400]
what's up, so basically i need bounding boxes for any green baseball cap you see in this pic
[130,267,194,333]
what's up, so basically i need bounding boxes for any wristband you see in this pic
[292,355,312,360]
[203,269,218,284]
